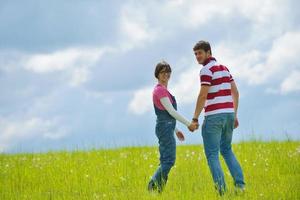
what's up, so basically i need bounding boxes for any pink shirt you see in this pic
[152,84,174,110]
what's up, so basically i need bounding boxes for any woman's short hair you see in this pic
[154,61,172,78]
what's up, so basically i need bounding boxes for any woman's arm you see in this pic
[160,97,191,127]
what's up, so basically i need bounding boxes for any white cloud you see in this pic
[0,117,69,152]
[6,47,114,87]
[182,1,233,28]
[160,0,289,32]
[264,31,300,83]
[24,48,106,73]
[118,3,158,51]
[128,87,153,115]
[280,70,300,94]
[69,67,90,87]
[170,67,199,104]
[215,31,300,89]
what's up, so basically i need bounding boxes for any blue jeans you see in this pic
[202,113,245,194]
[150,120,176,191]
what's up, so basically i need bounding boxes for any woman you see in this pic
[148,61,198,193]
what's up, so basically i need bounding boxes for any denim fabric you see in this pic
[151,120,176,190]
[149,93,177,192]
[201,113,245,195]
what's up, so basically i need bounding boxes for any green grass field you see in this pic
[1,141,299,199]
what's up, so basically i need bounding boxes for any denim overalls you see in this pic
[149,92,177,192]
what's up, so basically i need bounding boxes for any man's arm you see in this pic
[231,81,239,128]
[193,85,210,120]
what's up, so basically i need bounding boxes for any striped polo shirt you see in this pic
[200,57,235,116]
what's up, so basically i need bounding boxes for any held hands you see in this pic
[188,121,199,132]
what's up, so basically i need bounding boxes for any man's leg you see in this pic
[202,114,226,195]
[220,113,245,189]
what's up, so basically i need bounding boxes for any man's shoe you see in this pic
[234,186,245,195]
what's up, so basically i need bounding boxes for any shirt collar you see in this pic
[202,57,217,66]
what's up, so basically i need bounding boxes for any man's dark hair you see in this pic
[193,40,212,55]
[154,61,172,78]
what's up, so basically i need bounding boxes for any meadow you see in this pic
[0,141,299,199]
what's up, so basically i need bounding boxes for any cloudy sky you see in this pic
[0,0,299,153]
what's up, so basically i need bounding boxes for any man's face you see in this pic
[194,49,210,64]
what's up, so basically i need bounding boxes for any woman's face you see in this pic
[158,68,171,83]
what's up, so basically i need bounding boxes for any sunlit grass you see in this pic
[0,141,299,199]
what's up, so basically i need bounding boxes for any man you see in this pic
[189,40,245,195]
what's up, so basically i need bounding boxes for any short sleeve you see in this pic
[155,86,169,100]
[224,66,234,82]
[200,68,213,86]
[229,73,234,82]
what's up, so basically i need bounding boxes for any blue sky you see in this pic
[0,0,299,153]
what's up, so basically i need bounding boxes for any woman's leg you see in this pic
[149,121,176,192]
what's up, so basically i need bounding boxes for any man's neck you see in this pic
[202,56,216,66]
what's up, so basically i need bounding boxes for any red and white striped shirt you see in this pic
[200,57,235,116]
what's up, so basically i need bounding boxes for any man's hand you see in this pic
[176,131,185,141]
[234,117,239,129]
[188,122,199,132]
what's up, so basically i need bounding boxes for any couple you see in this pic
[148,41,245,195]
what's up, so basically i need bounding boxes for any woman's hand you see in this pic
[176,131,185,141]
